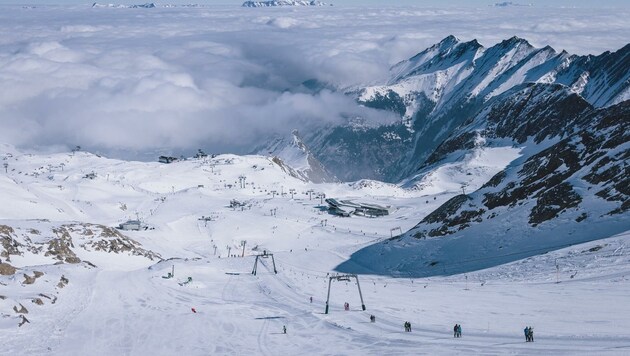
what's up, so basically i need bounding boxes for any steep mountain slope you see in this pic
[299,37,629,182]
[256,130,337,183]
[337,100,629,277]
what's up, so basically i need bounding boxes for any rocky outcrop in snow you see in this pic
[0,222,161,266]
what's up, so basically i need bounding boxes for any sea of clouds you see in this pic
[0,4,628,159]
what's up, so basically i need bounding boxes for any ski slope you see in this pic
[1,146,629,355]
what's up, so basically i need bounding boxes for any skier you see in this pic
[457,324,462,338]
[529,327,534,342]
[310,296,313,303]
[454,324,458,337]
[524,326,529,342]
[370,315,375,323]
[283,325,287,334]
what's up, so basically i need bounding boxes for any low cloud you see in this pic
[0,5,628,159]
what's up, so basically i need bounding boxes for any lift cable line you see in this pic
[251,250,278,276]
[325,274,366,314]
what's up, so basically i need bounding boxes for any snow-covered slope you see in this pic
[256,130,337,183]
[339,100,629,277]
[1,142,630,354]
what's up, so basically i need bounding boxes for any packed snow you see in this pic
[1,146,629,355]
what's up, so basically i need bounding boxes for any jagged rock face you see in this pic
[425,84,591,166]
[299,36,629,182]
[304,122,416,182]
[410,100,629,239]
[336,100,629,277]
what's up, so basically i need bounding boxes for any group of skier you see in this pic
[524,326,534,342]
[453,324,462,337]
[303,299,535,342]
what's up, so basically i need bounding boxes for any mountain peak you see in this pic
[439,35,460,46]
[502,35,531,47]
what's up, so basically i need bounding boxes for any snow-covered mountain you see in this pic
[298,36,629,183]
[257,130,337,183]
[337,98,629,277]
[92,2,156,8]
[492,1,533,7]
[242,1,327,7]
[1,139,629,354]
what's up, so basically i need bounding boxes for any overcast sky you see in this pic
[0,2,628,159]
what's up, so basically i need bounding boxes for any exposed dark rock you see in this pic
[57,275,69,288]
[529,182,582,225]
[22,271,44,285]
[0,225,22,261]
[13,304,28,314]
[0,263,17,276]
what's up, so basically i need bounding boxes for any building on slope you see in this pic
[325,198,391,217]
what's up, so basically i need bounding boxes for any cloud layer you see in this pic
[0,4,628,158]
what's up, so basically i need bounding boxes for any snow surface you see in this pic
[1,146,629,354]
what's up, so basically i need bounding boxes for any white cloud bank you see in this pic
[0,4,628,158]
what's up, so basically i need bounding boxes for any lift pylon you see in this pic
[324,274,366,314]
[251,250,277,276]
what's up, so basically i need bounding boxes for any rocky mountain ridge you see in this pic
[296,36,629,183]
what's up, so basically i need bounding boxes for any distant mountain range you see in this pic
[303,36,629,276]
[242,1,328,7]
[492,1,532,7]
[287,36,629,183]
[91,3,207,8]
[256,36,629,275]
[92,2,156,8]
